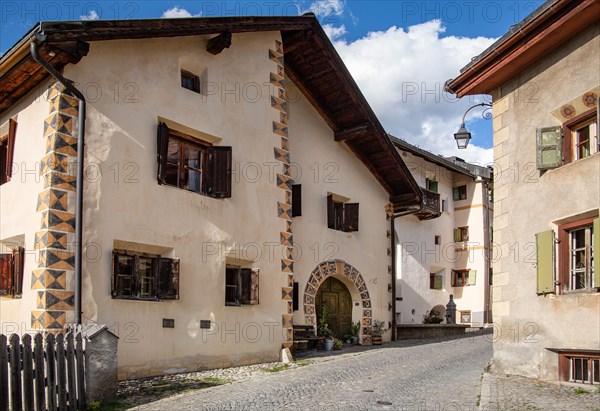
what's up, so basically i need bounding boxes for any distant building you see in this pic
[391,137,493,327]
[447,0,599,384]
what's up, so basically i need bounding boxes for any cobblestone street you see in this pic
[134,335,492,410]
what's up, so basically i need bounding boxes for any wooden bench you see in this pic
[293,325,325,352]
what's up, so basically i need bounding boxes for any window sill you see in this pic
[111,296,161,302]
[559,288,600,296]
[225,302,241,307]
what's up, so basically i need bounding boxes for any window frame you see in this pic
[0,119,17,186]
[225,264,259,307]
[111,249,179,301]
[327,195,359,232]
[0,246,24,298]
[562,108,599,164]
[181,70,201,93]
[558,352,600,385]
[460,311,471,324]
[452,269,476,287]
[453,185,467,201]
[558,217,596,293]
[429,272,443,290]
[454,226,469,242]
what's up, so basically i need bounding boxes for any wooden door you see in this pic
[316,277,353,338]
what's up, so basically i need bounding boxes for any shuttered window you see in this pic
[0,247,24,298]
[536,230,556,295]
[452,185,467,201]
[536,126,562,170]
[225,265,259,306]
[425,178,438,193]
[430,273,443,290]
[112,250,179,300]
[327,195,359,232]
[157,122,231,198]
[0,119,17,186]
[594,218,599,288]
[454,227,469,242]
[452,269,476,287]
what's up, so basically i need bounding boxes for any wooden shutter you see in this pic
[450,270,457,287]
[343,203,359,232]
[249,268,259,305]
[12,247,24,297]
[0,254,13,295]
[205,146,232,198]
[291,184,302,217]
[293,282,299,310]
[593,218,599,288]
[536,126,562,170]
[240,268,259,305]
[327,195,335,229]
[430,181,438,193]
[4,119,17,182]
[536,230,556,294]
[452,187,459,201]
[157,258,180,300]
[433,275,443,290]
[157,122,170,184]
[453,229,462,242]
[467,270,477,286]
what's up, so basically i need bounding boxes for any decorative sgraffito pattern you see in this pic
[31,83,78,331]
[551,85,600,121]
[385,203,394,324]
[303,260,373,345]
[270,40,294,349]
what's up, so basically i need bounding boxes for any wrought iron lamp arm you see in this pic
[460,103,493,127]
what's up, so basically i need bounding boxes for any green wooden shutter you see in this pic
[467,270,477,285]
[536,126,562,170]
[593,218,599,288]
[430,181,438,193]
[434,275,443,290]
[453,229,462,242]
[536,230,555,294]
[452,187,459,201]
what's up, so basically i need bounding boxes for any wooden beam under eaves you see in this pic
[207,32,232,55]
[334,123,370,142]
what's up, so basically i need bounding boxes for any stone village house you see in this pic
[391,137,493,328]
[0,16,437,379]
[447,0,599,385]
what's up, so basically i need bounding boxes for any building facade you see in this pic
[447,0,600,384]
[0,17,422,379]
[391,138,493,327]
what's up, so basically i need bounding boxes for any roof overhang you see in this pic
[446,0,600,97]
[0,16,421,210]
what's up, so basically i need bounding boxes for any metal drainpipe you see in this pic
[31,38,86,325]
[390,203,423,341]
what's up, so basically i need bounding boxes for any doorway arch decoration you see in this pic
[303,260,372,344]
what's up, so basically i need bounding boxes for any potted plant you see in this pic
[317,305,334,351]
[371,319,387,345]
[422,310,444,324]
[343,334,352,344]
[350,321,361,344]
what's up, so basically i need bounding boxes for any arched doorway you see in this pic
[316,277,353,339]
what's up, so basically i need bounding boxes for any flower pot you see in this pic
[351,336,359,344]
[371,335,382,345]
[324,338,334,351]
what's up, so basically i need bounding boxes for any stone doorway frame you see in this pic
[303,260,373,344]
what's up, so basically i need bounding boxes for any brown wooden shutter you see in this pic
[5,119,17,182]
[12,247,24,297]
[343,203,359,232]
[157,122,170,184]
[157,258,179,300]
[293,282,299,311]
[205,146,232,198]
[593,218,599,288]
[239,268,251,304]
[249,268,259,305]
[327,195,335,229]
[0,254,13,295]
[291,184,302,217]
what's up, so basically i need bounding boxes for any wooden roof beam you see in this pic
[207,32,232,55]
[334,123,371,142]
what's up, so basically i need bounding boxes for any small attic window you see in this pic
[181,70,200,93]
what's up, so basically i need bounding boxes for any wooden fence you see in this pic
[0,332,86,411]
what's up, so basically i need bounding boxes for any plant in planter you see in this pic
[422,310,444,324]
[333,338,343,350]
[317,305,334,350]
[350,321,361,344]
[371,319,387,345]
[343,334,352,344]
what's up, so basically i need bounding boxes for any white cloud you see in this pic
[80,10,99,21]
[161,7,199,18]
[330,20,497,165]
[309,0,345,18]
[322,24,347,40]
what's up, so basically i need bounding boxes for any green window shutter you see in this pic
[434,275,443,290]
[452,187,459,201]
[453,229,462,242]
[593,218,599,288]
[467,270,477,285]
[536,126,562,170]
[430,181,438,193]
[536,230,555,294]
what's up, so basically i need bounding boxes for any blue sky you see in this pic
[0,0,545,163]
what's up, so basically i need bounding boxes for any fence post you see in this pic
[82,325,119,404]
[9,334,22,411]
[0,334,8,411]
